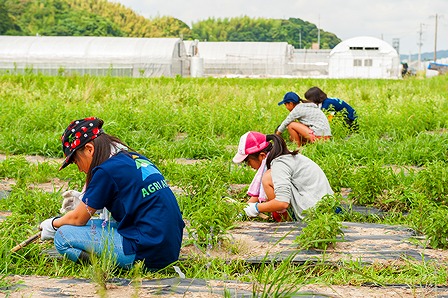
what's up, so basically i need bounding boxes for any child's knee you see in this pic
[54,229,66,253]
[53,226,75,253]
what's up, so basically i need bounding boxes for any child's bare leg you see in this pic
[287,122,312,146]
[286,126,302,146]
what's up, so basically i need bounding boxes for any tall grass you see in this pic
[0,74,447,292]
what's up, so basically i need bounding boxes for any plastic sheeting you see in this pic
[0,36,404,79]
[0,36,189,77]
[195,42,294,77]
[289,49,331,77]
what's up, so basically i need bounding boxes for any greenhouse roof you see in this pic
[0,36,185,64]
[195,42,292,60]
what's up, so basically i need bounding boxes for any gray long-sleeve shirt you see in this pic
[277,102,332,136]
[270,154,334,220]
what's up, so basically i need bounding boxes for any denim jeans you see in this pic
[54,219,135,269]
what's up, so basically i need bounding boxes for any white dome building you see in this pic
[328,36,400,79]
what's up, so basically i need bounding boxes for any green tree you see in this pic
[65,0,191,38]
[0,0,21,34]
[3,0,341,47]
[3,0,191,38]
[41,11,124,36]
[191,16,341,49]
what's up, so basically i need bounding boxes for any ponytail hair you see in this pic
[304,86,327,105]
[265,134,298,169]
[85,133,130,186]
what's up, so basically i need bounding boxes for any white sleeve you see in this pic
[277,106,304,133]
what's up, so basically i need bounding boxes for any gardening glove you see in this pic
[244,202,259,217]
[39,217,59,241]
[60,190,83,213]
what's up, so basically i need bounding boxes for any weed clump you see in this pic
[295,195,345,250]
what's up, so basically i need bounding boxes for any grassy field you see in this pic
[0,74,447,295]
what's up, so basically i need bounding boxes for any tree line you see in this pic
[0,0,341,49]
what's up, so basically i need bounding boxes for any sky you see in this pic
[112,0,448,57]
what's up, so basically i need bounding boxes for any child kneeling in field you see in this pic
[275,91,331,147]
[305,86,359,132]
[39,117,184,270]
[233,131,334,221]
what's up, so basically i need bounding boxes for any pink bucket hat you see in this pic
[232,131,270,164]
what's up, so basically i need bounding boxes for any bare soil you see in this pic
[2,275,448,298]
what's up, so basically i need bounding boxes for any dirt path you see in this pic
[2,275,447,298]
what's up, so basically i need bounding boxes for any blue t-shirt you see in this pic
[321,98,357,121]
[82,151,184,269]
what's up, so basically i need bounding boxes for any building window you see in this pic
[364,59,373,66]
[349,46,379,51]
[353,59,362,66]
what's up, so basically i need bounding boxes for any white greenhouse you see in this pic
[0,36,189,77]
[328,36,400,79]
[193,42,294,77]
[289,49,331,78]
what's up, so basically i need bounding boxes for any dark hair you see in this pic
[304,86,327,105]
[85,133,130,185]
[246,134,298,169]
[265,134,298,169]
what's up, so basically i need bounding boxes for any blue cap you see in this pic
[277,92,301,106]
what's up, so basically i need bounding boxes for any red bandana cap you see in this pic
[59,117,104,170]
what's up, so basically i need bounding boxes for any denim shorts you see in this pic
[54,218,135,269]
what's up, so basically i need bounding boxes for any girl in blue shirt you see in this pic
[305,87,359,131]
[39,117,185,270]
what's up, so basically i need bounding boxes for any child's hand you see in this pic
[244,202,259,217]
[60,190,83,213]
[39,217,58,240]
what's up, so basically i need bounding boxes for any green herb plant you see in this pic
[296,195,345,250]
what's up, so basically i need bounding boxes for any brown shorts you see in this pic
[309,129,331,142]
